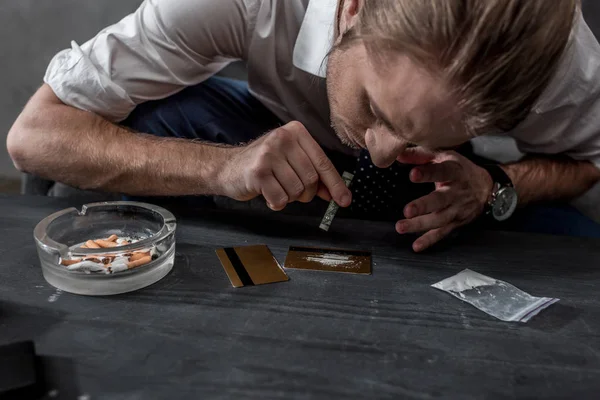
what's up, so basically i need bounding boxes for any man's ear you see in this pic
[337,0,362,40]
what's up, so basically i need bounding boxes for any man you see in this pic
[7,0,600,252]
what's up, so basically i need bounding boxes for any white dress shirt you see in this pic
[44,0,600,219]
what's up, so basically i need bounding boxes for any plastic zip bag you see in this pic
[432,269,559,322]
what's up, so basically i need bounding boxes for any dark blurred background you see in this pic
[0,0,599,193]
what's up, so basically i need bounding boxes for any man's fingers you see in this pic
[404,188,453,218]
[297,132,351,207]
[410,160,462,183]
[287,149,319,203]
[273,164,306,203]
[396,208,455,234]
[412,223,457,252]
[316,183,332,202]
[396,147,436,165]
[261,175,289,211]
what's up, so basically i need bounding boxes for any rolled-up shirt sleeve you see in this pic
[512,102,600,171]
[44,0,250,122]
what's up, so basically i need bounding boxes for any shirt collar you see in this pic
[293,0,338,78]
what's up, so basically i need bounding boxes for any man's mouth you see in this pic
[336,125,361,149]
[343,129,361,149]
[331,118,364,150]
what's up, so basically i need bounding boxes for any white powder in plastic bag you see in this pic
[432,269,559,322]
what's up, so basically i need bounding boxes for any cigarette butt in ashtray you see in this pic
[102,256,116,264]
[106,234,118,242]
[127,255,152,269]
[94,239,118,248]
[85,240,101,249]
[129,251,151,262]
[66,260,106,273]
[61,258,82,266]
[319,171,354,231]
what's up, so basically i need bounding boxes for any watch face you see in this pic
[492,187,518,221]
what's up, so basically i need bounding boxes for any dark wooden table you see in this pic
[1,195,600,399]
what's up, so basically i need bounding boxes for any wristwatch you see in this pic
[481,164,518,222]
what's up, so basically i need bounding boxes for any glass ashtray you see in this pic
[34,201,176,296]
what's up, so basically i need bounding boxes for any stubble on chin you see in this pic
[330,120,359,150]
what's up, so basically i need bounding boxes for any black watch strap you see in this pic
[481,164,513,187]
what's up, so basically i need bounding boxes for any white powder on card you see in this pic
[306,254,357,268]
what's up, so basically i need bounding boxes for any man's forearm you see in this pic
[8,85,230,196]
[501,155,600,205]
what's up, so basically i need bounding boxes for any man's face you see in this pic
[326,42,470,167]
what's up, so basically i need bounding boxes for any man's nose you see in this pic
[365,128,407,168]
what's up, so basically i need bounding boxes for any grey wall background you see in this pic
[1,0,599,185]
[584,0,600,40]
[0,0,143,184]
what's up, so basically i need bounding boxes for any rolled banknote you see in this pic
[319,171,354,231]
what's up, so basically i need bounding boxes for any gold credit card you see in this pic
[216,245,289,288]
[284,246,372,275]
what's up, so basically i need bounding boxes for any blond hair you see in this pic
[340,0,579,134]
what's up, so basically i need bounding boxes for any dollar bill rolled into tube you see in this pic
[319,171,354,231]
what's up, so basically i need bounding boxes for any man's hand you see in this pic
[395,148,493,252]
[218,121,352,211]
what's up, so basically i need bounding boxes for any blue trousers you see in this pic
[122,76,600,238]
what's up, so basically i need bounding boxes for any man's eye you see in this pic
[368,103,376,117]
